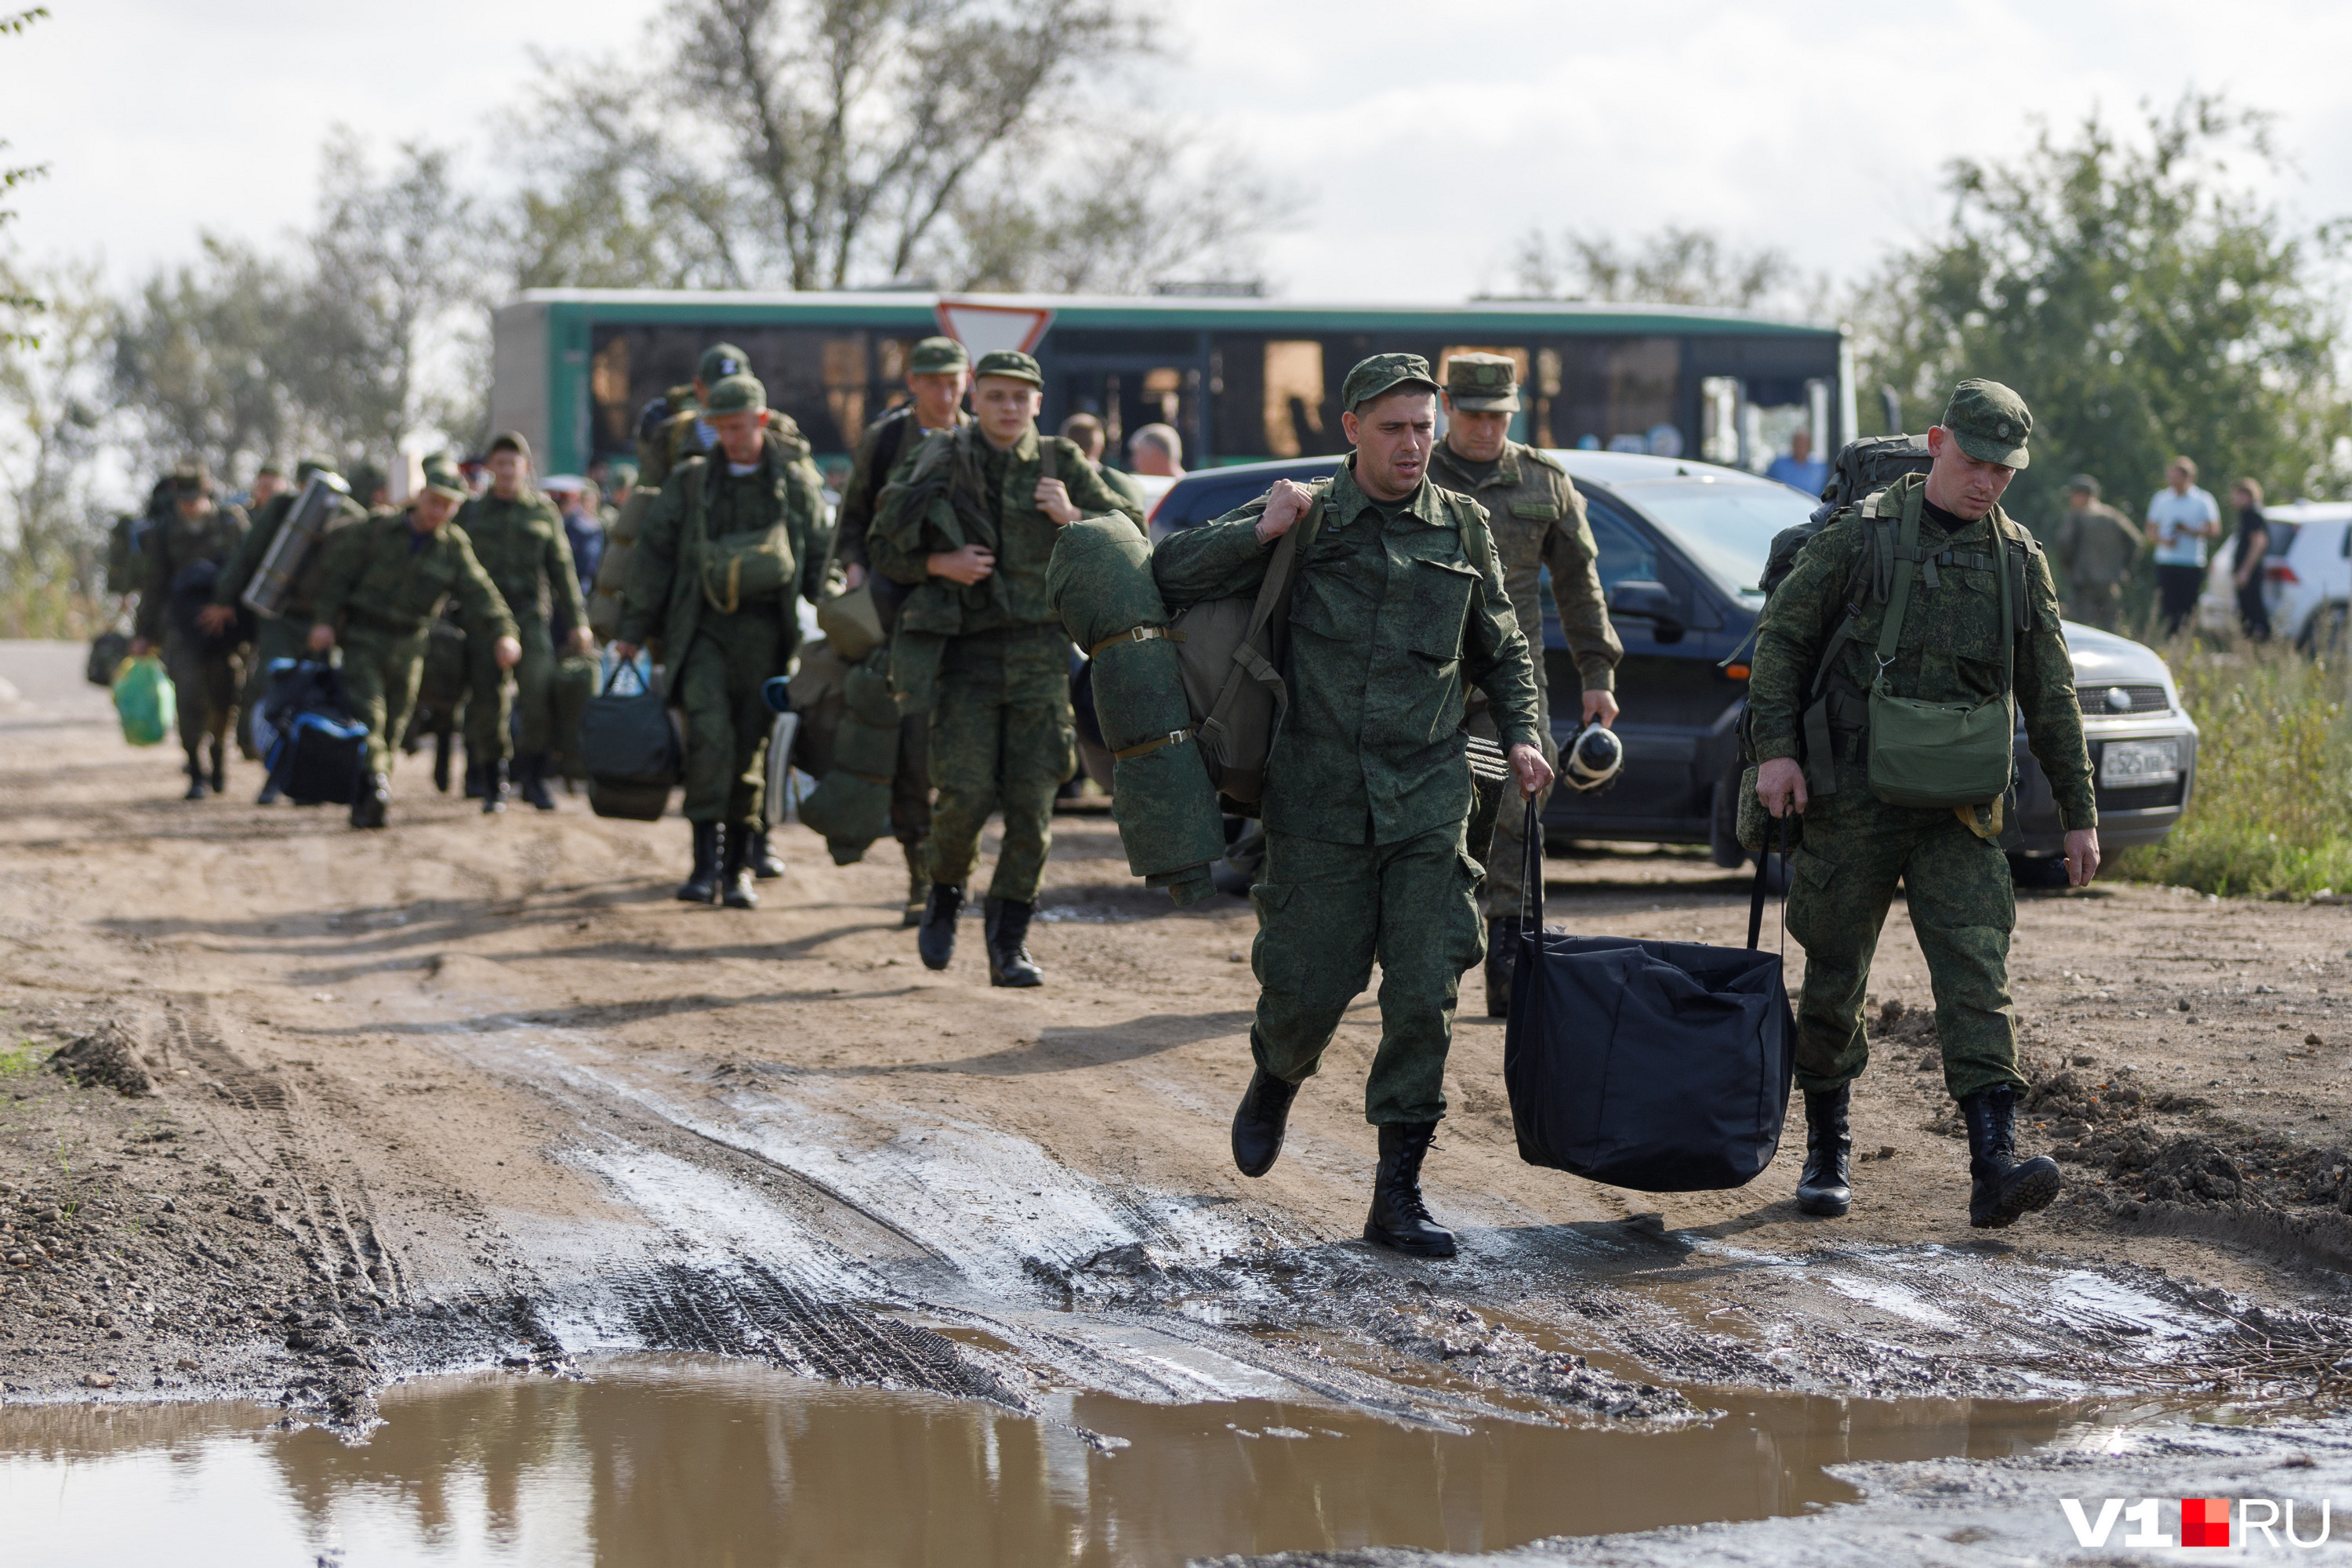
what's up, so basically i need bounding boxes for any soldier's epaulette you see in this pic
[1520,445,1569,475]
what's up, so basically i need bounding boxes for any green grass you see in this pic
[0,1039,52,1077]
[2112,636,2352,899]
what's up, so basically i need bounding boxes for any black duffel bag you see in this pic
[86,630,131,687]
[1504,801,1795,1192]
[580,653,679,820]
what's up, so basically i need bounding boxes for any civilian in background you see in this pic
[1129,423,1186,479]
[2230,478,2271,643]
[2147,456,2220,637]
[545,474,604,608]
[1763,428,1828,497]
[1060,412,1149,512]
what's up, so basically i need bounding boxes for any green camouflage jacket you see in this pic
[1427,438,1621,695]
[311,511,517,646]
[212,485,371,619]
[1153,457,1541,846]
[833,406,968,570]
[2053,500,2143,591]
[136,502,249,644]
[456,489,588,629]
[1748,473,2095,829]
[616,441,831,672]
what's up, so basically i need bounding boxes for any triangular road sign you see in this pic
[935,298,1055,358]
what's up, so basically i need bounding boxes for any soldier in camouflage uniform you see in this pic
[1426,353,1624,1018]
[1155,354,1550,1259]
[1750,380,2096,1230]
[2052,474,2143,631]
[613,374,833,908]
[310,456,520,829]
[832,335,971,925]
[130,461,250,799]
[870,350,1143,986]
[456,432,593,813]
[210,457,372,797]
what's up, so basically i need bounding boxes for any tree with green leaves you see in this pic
[1850,93,2352,532]
[2,7,51,348]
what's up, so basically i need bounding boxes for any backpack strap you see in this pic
[1196,485,1328,779]
[1037,432,1058,485]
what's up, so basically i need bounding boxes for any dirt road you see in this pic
[6,636,2352,1445]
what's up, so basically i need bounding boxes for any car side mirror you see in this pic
[1608,579,1684,642]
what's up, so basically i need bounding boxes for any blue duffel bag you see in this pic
[1504,802,1795,1193]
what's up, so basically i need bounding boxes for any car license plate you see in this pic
[2100,739,2180,787]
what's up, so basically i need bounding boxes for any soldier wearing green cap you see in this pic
[210,457,374,791]
[1427,351,1624,1017]
[831,334,974,923]
[1749,378,2096,1231]
[869,347,1145,983]
[129,459,250,799]
[455,430,593,813]
[613,372,833,906]
[309,454,520,829]
[2053,474,2143,631]
[1152,351,1549,1260]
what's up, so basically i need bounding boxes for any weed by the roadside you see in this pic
[2114,637,2352,899]
[0,1039,52,1077]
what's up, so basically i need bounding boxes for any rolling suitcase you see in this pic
[1504,803,1795,1192]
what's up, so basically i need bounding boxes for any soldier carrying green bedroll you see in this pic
[1749,379,2097,1230]
[869,349,1145,987]
[455,431,593,814]
[130,459,249,800]
[1154,354,1550,1259]
[1426,353,1623,1018]
[831,334,972,927]
[308,455,520,829]
[612,372,833,909]
[209,456,372,800]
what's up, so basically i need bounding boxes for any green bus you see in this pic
[488,289,1851,485]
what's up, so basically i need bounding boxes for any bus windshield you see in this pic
[1612,478,1820,604]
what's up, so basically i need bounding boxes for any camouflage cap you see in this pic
[909,336,971,375]
[697,342,751,387]
[1941,379,2032,469]
[419,454,469,500]
[345,461,385,501]
[1341,353,1439,412]
[607,459,639,486]
[705,372,768,416]
[2067,473,2100,497]
[253,460,285,478]
[971,349,1043,387]
[1443,352,1520,412]
[486,430,531,461]
[170,458,212,496]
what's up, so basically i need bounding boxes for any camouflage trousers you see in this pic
[1784,768,2026,1102]
[891,713,932,847]
[162,633,238,752]
[466,611,559,760]
[1464,699,1559,920]
[339,626,429,779]
[1249,819,1485,1126]
[677,607,789,828]
[925,630,1075,904]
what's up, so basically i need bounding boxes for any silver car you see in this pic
[2007,622,2198,884]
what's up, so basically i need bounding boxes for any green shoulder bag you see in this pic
[1865,490,2016,809]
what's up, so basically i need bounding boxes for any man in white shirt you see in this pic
[2146,455,2220,636]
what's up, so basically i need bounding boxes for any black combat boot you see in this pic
[900,840,930,929]
[749,828,786,880]
[916,884,964,971]
[1230,1066,1301,1178]
[481,757,509,814]
[720,826,759,909]
[676,822,722,903]
[982,896,1044,988]
[1960,1083,2063,1229]
[208,738,227,793]
[516,753,557,811]
[350,773,390,829]
[256,771,282,806]
[1483,916,1523,1019]
[463,756,486,799]
[183,744,209,800]
[1363,1122,1456,1258]
[433,732,454,794]
[1794,1086,1853,1218]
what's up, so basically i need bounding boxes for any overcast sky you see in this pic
[9,0,2352,309]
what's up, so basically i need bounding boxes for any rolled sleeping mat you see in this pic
[1047,516,1167,650]
[797,770,891,848]
[832,713,901,779]
[842,654,898,725]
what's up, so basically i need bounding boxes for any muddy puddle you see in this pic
[2,1356,2096,1566]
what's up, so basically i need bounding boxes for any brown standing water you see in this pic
[1,1358,2089,1566]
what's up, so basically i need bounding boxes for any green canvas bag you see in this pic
[1865,488,2016,809]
